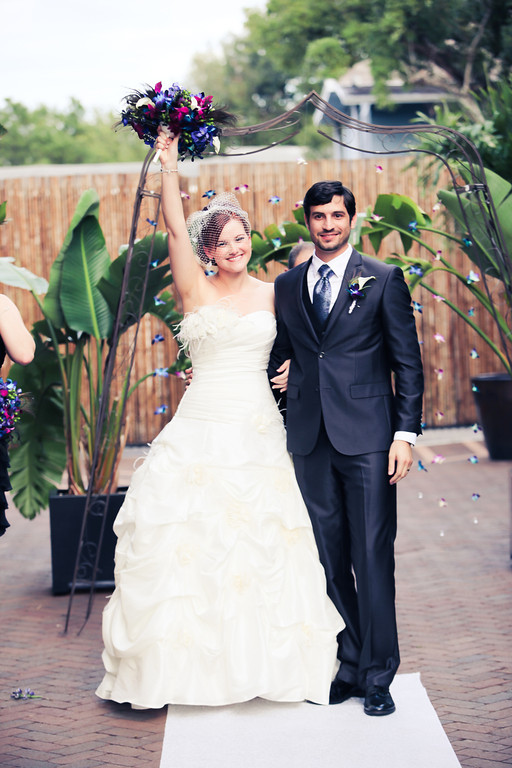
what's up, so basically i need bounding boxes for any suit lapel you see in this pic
[294,258,320,343]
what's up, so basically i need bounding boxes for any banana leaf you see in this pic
[0,257,48,294]
[438,167,512,285]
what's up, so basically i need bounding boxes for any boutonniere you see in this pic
[347,275,376,314]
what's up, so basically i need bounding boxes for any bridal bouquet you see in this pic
[118,82,236,161]
[0,377,22,440]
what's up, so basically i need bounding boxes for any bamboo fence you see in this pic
[0,155,505,444]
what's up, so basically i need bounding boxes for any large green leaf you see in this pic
[43,189,103,330]
[60,216,113,339]
[0,257,48,293]
[98,232,172,335]
[8,341,66,519]
[438,168,512,284]
[371,194,431,253]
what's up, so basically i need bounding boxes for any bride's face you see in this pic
[207,218,251,272]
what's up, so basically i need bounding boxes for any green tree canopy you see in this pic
[189,0,512,125]
[0,99,148,166]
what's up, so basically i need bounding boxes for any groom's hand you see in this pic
[388,440,413,485]
[270,359,290,392]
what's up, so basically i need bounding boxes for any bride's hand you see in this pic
[271,359,290,392]
[156,127,179,168]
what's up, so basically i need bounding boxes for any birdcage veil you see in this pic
[187,192,251,267]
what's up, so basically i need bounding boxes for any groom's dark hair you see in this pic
[303,181,356,222]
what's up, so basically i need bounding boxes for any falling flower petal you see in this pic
[371,213,384,221]
[151,334,165,344]
[202,189,216,199]
[180,191,190,199]
[154,296,166,306]
[268,195,281,204]
[466,270,480,284]
[146,218,158,227]
[471,493,480,501]
[418,460,428,472]
[408,220,418,232]
[434,250,442,260]
[435,410,444,420]
[375,164,384,173]
[468,456,479,464]
[432,202,442,213]
[271,238,281,249]
[297,157,308,165]
[468,307,475,316]
[413,301,423,313]
[470,348,480,359]
[154,404,168,414]
[433,294,446,303]
[234,184,249,193]
[434,368,444,380]
[438,498,448,507]
[472,422,482,432]
[432,454,446,464]
[434,332,445,343]
[462,236,473,247]
[294,200,304,208]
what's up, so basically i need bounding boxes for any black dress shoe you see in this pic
[364,686,396,716]
[329,679,364,705]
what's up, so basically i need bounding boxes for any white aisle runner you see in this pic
[159,673,461,768]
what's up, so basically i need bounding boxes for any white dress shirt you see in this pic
[307,247,417,446]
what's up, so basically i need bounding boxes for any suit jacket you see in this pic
[269,250,424,456]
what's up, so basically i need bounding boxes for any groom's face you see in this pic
[305,196,357,259]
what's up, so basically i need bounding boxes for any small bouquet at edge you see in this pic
[0,377,22,440]
[118,82,236,162]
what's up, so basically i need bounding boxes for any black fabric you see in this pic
[0,334,11,535]
[0,438,11,536]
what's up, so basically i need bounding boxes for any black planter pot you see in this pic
[471,373,512,460]
[49,489,126,595]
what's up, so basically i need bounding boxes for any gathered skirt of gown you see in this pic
[96,304,343,708]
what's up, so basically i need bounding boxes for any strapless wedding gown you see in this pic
[96,304,343,708]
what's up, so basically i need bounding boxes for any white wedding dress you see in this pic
[96,304,343,708]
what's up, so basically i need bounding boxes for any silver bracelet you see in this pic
[160,168,178,174]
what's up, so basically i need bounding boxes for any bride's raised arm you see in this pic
[155,129,205,307]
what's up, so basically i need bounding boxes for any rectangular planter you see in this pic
[49,489,126,595]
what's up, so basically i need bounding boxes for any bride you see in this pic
[95,129,343,709]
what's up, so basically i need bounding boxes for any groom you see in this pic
[269,180,424,716]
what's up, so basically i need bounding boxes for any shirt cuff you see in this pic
[394,431,417,446]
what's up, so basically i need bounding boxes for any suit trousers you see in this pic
[292,419,400,690]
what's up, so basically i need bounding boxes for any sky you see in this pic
[1,0,266,114]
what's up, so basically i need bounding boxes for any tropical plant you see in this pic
[5,189,182,520]
[357,168,512,376]
[249,207,310,272]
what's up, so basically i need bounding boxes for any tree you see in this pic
[189,0,512,126]
[0,99,147,166]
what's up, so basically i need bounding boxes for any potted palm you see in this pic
[358,168,512,458]
[5,189,183,591]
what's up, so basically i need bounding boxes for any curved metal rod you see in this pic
[65,149,162,633]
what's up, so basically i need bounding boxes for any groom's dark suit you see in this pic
[270,248,424,691]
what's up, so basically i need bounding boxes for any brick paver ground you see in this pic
[1,428,511,767]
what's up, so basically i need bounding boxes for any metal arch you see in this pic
[223,91,511,372]
[66,89,512,630]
